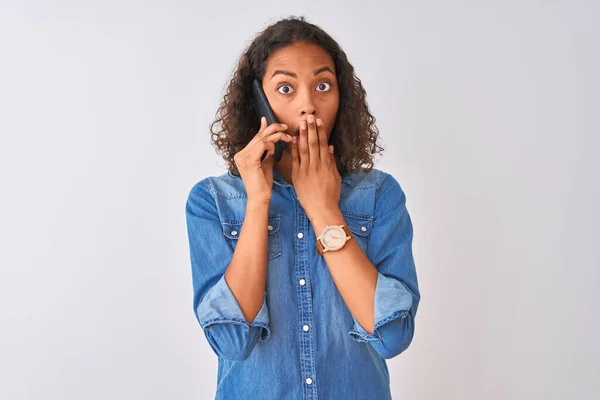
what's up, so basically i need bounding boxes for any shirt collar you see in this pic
[272,168,353,187]
[228,168,353,188]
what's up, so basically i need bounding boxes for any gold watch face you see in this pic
[321,226,346,250]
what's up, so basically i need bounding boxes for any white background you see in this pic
[1,1,598,399]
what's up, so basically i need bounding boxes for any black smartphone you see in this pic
[252,78,285,162]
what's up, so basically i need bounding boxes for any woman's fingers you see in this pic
[298,120,309,168]
[251,118,288,144]
[261,121,288,138]
[316,118,329,163]
[253,131,292,161]
[306,115,319,167]
[249,116,288,162]
[291,135,299,171]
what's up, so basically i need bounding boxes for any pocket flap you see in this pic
[342,214,373,237]
[221,215,281,239]
[267,216,280,236]
[221,220,243,239]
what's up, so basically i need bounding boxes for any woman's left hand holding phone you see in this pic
[233,116,292,203]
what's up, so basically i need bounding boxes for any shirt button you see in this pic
[361,226,367,232]
[299,279,306,286]
[306,378,313,385]
[303,324,309,331]
[231,231,238,236]
[268,225,273,231]
[297,232,304,239]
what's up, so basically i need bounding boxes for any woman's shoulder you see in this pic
[187,171,244,200]
[346,167,402,192]
[347,168,408,214]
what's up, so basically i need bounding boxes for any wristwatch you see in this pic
[315,224,353,256]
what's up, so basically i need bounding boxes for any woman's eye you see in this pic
[316,82,332,91]
[277,85,293,95]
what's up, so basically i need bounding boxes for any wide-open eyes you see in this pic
[276,81,333,96]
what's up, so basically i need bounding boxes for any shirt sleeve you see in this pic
[347,173,421,360]
[185,179,271,361]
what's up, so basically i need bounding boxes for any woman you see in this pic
[185,16,420,399]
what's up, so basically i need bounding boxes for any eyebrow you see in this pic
[269,66,335,80]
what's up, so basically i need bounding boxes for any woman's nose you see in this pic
[298,89,316,117]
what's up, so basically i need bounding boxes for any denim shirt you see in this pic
[185,167,421,400]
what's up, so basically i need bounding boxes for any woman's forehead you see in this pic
[265,45,334,77]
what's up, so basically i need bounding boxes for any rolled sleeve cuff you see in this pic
[196,274,271,342]
[348,272,413,343]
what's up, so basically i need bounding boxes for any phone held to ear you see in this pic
[252,78,285,163]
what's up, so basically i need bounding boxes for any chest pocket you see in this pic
[341,213,373,254]
[221,215,282,261]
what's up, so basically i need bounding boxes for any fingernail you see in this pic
[261,116,265,123]
[282,124,288,128]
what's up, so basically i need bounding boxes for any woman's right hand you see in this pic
[233,116,293,204]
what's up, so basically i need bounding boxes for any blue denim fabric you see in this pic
[185,167,420,399]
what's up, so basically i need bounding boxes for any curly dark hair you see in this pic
[209,15,384,177]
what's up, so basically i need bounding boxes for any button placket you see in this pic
[294,210,317,396]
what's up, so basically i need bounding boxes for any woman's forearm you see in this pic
[224,199,270,324]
